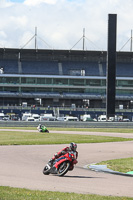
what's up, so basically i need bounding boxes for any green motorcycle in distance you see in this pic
[37,124,49,133]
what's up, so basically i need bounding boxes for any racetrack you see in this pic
[0,130,133,197]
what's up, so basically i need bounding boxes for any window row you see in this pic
[1,77,133,87]
[0,86,133,95]
[0,77,106,86]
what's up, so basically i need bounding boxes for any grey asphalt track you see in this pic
[0,130,133,197]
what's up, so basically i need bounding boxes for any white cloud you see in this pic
[0,0,133,51]
[0,31,7,39]
[24,0,57,6]
[10,16,28,27]
[0,0,13,8]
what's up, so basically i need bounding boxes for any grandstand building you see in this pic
[0,48,133,112]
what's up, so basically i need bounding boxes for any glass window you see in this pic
[0,87,3,91]
[116,89,133,95]
[85,88,106,95]
[21,78,36,84]
[101,80,106,86]
[69,79,85,86]
[37,78,45,84]
[53,78,68,85]
[69,88,84,93]
[0,77,3,83]
[117,80,133,87]
[4,87,19,92]
[86,79,101,86]
[46,78,52,84]
[53,88,68,93]
[21,87,35,92]
[3,77,19,84]
[36,88,52,92]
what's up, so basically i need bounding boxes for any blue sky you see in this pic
[0,0,133,51]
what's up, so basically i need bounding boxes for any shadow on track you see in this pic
[63,175,101,179]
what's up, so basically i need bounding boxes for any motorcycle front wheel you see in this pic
[58,161,70,176]
[43,165,50,175]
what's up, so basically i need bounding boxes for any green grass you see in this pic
[1,127,133,133]
[49,127,133,133]
[97,157,133,173]
[0,130,133,145]
[0,186,132,200]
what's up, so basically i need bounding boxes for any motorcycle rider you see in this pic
[49,142,78,167]
[37,124,47,132]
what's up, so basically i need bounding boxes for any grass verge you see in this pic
[1,127,133,133]
[0,131,133,145]
[96,157,133,173]
[0,186,132,200]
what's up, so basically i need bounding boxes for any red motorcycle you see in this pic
[43,151,78,176]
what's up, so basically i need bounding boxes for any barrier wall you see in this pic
[0,121,133,128]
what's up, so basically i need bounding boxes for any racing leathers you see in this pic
[49,146,78,169]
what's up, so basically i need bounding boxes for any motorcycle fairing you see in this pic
[46,163,57,174]
[54,156,68,169]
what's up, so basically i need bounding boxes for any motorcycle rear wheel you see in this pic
[43,165,50,175]
[58,162,70,176]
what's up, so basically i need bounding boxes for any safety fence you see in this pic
[0,121,133,128]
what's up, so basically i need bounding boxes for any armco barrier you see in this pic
[0,121,133,128]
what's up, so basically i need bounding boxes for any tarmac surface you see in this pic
[0,129,133,197]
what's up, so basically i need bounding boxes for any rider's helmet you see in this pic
[70,142,77,151]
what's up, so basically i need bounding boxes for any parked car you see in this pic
[122,118,130,122]
[56,117,65,121]
[2,115,10,121]
[26,117,35,121]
